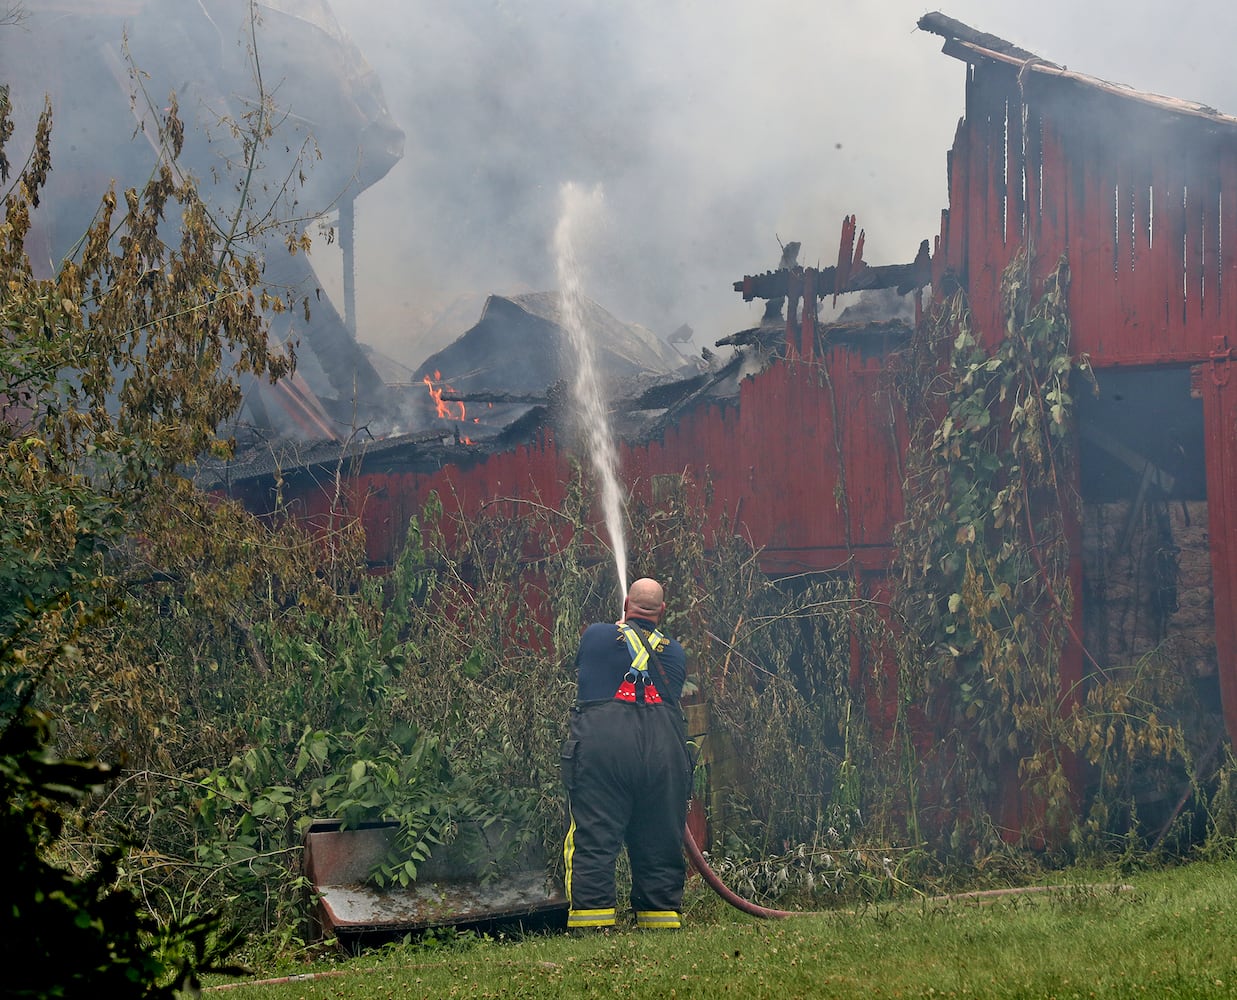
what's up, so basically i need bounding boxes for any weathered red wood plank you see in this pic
[1025,107,1044,258]
[1035,115,1069,285]
[1111,150,1131,328]
[810,358,836,550]
[843,358,904,547]
[1117,152,1154,349]
[968,63,1004,347]
[1163,161,1189,345]
[1221,157,1237,335]
[1006,83,1026,250]
[1201,366,1237,741]
[1057,116,1088,351]
[1184,165,1208,332]
[947,116,971,276]
[992,72,1022,281]
[1067,131,1098,353]
[839,363,867,548]
[933,207,950,289]
[1138,156,1177,353]
[1196,163,1222,337]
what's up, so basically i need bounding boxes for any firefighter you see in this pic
[560,577,693,930]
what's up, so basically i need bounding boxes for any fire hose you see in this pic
[677,634,1134,919]
[678,627,804,918]
[682,821,800,919]
[678,627,803,918]
[682,822,1136,917]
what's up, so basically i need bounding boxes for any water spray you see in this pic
[552,185,794,918]
[554,181,628,609]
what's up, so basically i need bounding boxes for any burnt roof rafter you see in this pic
[733,238,932,303]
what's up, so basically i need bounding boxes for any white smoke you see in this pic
[224,0,1237,367]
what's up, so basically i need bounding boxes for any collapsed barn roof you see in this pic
[414,292,690,396]
[201,286,693,483]
[3,1,404,443]
[201,284,918,490]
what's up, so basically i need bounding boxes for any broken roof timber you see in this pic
[918,11,1237,133]
[734,239,932,302]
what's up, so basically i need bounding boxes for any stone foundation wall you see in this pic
[1080,499,1216,679]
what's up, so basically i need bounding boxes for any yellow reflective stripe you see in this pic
[635,910,681,929]
[568,908,616,928]
[617,624,666,649]
[618,624,667,679]
[564,814,616,927]
[618,623,649,671]
[563,812,576,905]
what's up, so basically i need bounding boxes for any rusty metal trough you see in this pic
[303,819,567,945]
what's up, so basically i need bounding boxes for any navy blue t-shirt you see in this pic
[574,617,687,704]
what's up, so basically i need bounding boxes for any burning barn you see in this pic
[211,12,1237,845]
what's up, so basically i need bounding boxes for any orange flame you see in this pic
[422,370,466,421]
[423,371,475,446]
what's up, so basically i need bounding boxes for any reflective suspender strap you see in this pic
[618,622,657,672]
[616,623,666,704]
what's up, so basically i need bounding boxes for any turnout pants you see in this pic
[561,699,692,929]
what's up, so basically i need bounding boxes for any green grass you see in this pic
[204,861,1237,999]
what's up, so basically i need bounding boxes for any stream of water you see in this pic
[553,181,628,610]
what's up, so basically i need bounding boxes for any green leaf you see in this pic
[461,647,484,679]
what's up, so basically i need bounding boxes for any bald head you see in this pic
[624,577,666,623]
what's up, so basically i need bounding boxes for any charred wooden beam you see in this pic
[440,391,550,405]
[716,326,775,348]
[734,239,932,302]
[441,377,713,415]
[621,374,709,411]
[719,319,912,351]
[441,372,714,415]
[916,11,1042,63]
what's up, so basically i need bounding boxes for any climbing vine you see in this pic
[891,251,1190,853]
[895,254,1081,846]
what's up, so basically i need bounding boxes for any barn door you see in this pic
[1198,338,1237,741]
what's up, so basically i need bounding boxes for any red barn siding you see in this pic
[622,351,905,574]
[933,53,1237,745]
[311,350,907,581]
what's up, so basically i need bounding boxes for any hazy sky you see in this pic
[313,0,1237,368]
